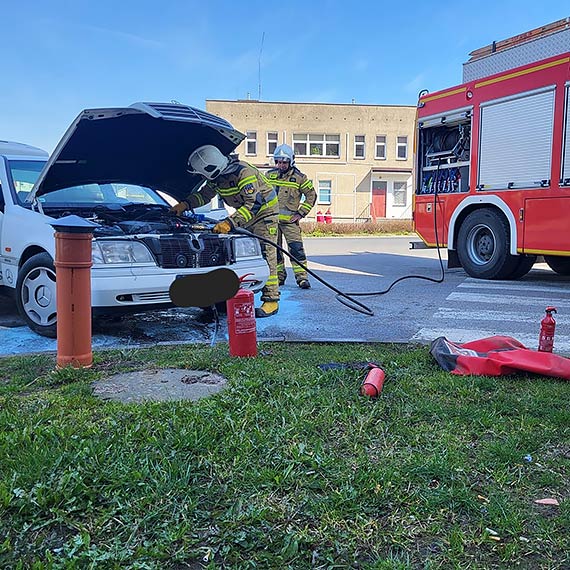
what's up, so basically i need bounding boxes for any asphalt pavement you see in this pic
[2,236,569,356]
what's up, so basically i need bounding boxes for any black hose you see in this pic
[199,198,445,318]
[343,159,445,299]
[210,303,220,347]
[233,226,373,316]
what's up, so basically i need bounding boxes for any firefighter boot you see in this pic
[297,279,311,289]
[255,301,279,318]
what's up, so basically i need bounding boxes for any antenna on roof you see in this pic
[258,31,265,101]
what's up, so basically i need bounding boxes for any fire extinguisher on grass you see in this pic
[538,306,557,353]
[227,274,257,357]
[360,363,386,397]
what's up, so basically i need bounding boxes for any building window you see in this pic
[375,135,386,159]
[318,180,332,204]
[293,133,340,157]
[354,135,365,159]
[267,132,278,156]
[246,131,257,155]
[396,136,408,160]
[393,181,407,206]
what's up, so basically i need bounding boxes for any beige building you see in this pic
[206,100,416,221]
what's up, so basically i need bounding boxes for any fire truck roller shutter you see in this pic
[531,84,570,276]
[562,85,570,185]
[478,87,555,191]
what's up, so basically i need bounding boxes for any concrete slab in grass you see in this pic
[92,368,227,403]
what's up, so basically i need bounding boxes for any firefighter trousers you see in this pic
[248,214,280,302]
[277,221,308,284]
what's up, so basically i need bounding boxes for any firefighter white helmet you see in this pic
[273,144,295,166]
[187,145,229,180]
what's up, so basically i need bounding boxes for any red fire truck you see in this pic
[413,18,570,279]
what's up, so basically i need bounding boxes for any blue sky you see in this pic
[1,0,567,152]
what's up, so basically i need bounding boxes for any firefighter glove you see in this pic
[169,201,188,215]
[213,219,233,234]
[290,213,302,224]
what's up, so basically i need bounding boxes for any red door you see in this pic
[371,181,387,220]
[524,196,570,254]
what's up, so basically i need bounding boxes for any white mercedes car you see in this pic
[0,102,269,337]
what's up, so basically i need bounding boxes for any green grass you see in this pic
[0,343,569,569]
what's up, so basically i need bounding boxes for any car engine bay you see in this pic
[43,203,235,269]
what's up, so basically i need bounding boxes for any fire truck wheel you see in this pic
[457,209,518,280]
[508,255,537,279]
[544,255,570,276]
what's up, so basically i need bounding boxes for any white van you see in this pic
[0,102,269,337]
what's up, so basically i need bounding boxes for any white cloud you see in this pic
[404,72,428,94]
[229,50,260,75]
[82,24,163,49]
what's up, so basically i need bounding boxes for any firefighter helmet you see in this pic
[273,144,295,166]
[187,145,229,180]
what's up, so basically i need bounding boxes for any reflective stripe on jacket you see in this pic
[186,161,278,227]
[266,166,317,222]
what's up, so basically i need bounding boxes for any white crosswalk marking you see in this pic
[459,281,570,295]
[430,307,570,325]
[412,277,570,355]
[447,292,570,308]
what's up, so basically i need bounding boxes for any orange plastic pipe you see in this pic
[54,231,94,368]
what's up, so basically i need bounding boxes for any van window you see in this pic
[8,160,46,203]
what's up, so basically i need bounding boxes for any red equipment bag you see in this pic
[430,336,570,380]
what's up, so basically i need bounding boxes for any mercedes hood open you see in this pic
[30,101,245,202]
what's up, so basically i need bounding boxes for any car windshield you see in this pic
[8,159,168,207]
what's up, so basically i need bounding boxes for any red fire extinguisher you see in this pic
[360,363,386,397]
[538,306,557,353]
[324,209,333,224]
[226,274,257,357]
[316,211,325,223]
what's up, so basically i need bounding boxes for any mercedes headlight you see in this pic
[92,240,155,264]
[234,237,261,259]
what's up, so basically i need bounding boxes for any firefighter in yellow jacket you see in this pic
[266,144,317,288]
[170,145,280,318]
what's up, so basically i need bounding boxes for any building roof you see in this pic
[207,99,416,110]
